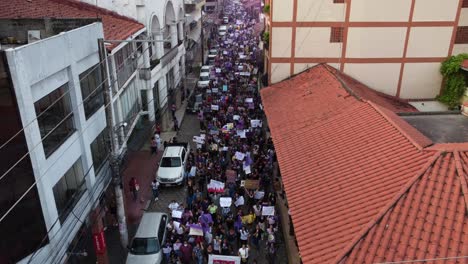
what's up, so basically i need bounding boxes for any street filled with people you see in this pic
[158,1,281,263]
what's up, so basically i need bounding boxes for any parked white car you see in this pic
[156,143,189,186]
[200,65,212,74]
[218,25,227,36]
[197,72,210,88]
[126,212,168,264]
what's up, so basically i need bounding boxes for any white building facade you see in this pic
[3,22,111,263]
[265,0,468,101]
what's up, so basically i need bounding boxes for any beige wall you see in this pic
[413,0,459,21]
[344,63,401,96]
[346,27,407,58]
[294,63,318,74]
[459,8,468,26]
[271,27,292,58]
[271,63,291,83]
[406,27,452,57]
[296,0,345,22]
[452,44,468,55]
[350,0,411,22]
[295,27,342,58]
[272,0,294,22]
[400,63,443,99]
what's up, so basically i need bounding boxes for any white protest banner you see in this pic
[173,221,181,229]
[200,134,206,139]
[245,98,253,103]
[211,105,219,111]
[240,72,250,77]
[189,166,197,177]
[236,130,246,138]
[262,206,275,216]
[196,144,202,149]
[210,130,219,135]
[223,51,228,55]
[215,68,221,73]
[193,136,205,144]
[234,151,245,161]
[254,191,265,200]
[208,254,241,264]
[212,88,219,93]
[172,210,183,219]
[221,146,229,151]
[189,225,204,236]
[250,120,262,128]
[233,115,240,120]
[207,179,225,193]
[220,197,232,207]
[243,165,251,174]
[227,123,234,130]
[234,196,244,207]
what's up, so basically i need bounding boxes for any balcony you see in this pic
[150,42,183,71]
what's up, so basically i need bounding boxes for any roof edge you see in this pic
[425,143,468,151]
[453,151,468,212]
[368,101,432,150]
[322,64,364,103]
[334,151,442,263]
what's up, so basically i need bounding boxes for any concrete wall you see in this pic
[344,63,401,96]
[400,63,443,99]
[272,0,293,22]
[6,22,107,263]
[346,27,407,58]
[296,0,345,22]
[350,0,411,22]
[406,27,452,57]
[295,27,342,58]
[412,0,459,21]
[271,27,292,58]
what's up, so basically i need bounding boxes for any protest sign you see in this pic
[262,206,275,216]
[226,169,237,183]
[234,196,244,207]
[223,85,228,92]
[172,210,183,219]
[243,179,259,189]
[221,146,229,151]
[189,225,204,236]
[212,88,219,93]
[211,105,219,111]
[193,136,205,144]
[243,165,251,174]
[250,119,262,128]
[196,143,202,149]
[207,179,225,193]
[236,130,246,138]
[173,221,181,229]
[210,129,219,135]
[209,255,241,264]
[220,197,232,207]
[189,166,197,177]
[233,115,240,120]
[254,191,265,200]
[245,98,253,103]
[234,152,245,160]
[215,68,221,73]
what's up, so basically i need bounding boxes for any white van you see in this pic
[126,212,168,264]
[197,72,210,88]
[218,25,227,36]
[156,143,189,186]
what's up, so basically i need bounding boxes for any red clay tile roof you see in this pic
[260,64,468,263]
[336,151,468,264]
[0,0,144,50]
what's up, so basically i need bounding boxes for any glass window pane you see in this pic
[80,64,104,119]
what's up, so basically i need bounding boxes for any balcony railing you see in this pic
[150,42,183,71]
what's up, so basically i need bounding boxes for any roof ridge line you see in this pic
[322,64,364,103]
[333,151,442,264]
[367,101,429,151]
[453,151,468,213]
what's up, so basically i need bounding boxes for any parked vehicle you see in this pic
[223,16,229,24]
[218,25,227,36]
[126,212,168,264]
[156,143,190,186]
[187,93,203,114]
[200,65,212,74]
[197,72,210,88]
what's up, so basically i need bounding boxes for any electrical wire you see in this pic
[0,38,172,224]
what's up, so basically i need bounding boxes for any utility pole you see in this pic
[98,38,129,248]
[201,7,205,65]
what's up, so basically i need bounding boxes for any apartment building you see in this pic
[264,0,468,100]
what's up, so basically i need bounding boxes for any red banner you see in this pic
[93,230,107,255]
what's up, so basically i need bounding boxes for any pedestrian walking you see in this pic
[171,103,176,118]
[150,136,157,155]
[129,177,139,201]
[173,117,179,131]
[151,179,160,201]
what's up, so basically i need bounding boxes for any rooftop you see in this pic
[261,64,468,264]
[0,0,144,50]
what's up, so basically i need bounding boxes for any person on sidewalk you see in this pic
[151,179,160,201]
[129,177,139,201]
[173,117,179,131]
[155,133,161,150]
[150,136,158,155]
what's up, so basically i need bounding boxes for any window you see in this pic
[333,0,345,3]
[160,157,182,167]
[34,83,75,157]
[129,238,160,255]
[157,215,167,245]
[80,64,104,119]
[114,44,137,88]
[455,26,468,44]
[330,27,344,43]
[53,157,86,223]
[463,0,468,8]
[90,128,109,175]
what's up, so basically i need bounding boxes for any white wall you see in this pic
[406,27,452,57]
[344,63,401,96]
[272,0,294,22]
[80,0,138,19]
[271,63,290,83]
[412,0,459,21]
[271,27,292,58]
[296,0,345,22]
[350,0,411,22]
[400,63,443,99]
[346,27,407,58]
[6,23,107,264]
[459,8,468,26]
[295,27,342,58]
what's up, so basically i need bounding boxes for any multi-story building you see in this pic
[0,0,159,262]
[184,0,206,67]
[264,0,468,101]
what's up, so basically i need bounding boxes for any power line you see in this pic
[0,40,161,224]
[0,39,149,185]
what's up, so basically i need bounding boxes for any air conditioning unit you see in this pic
[27,30,41,44]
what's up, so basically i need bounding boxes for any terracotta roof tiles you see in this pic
[260,64,468,264]
[0,0,144,50]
